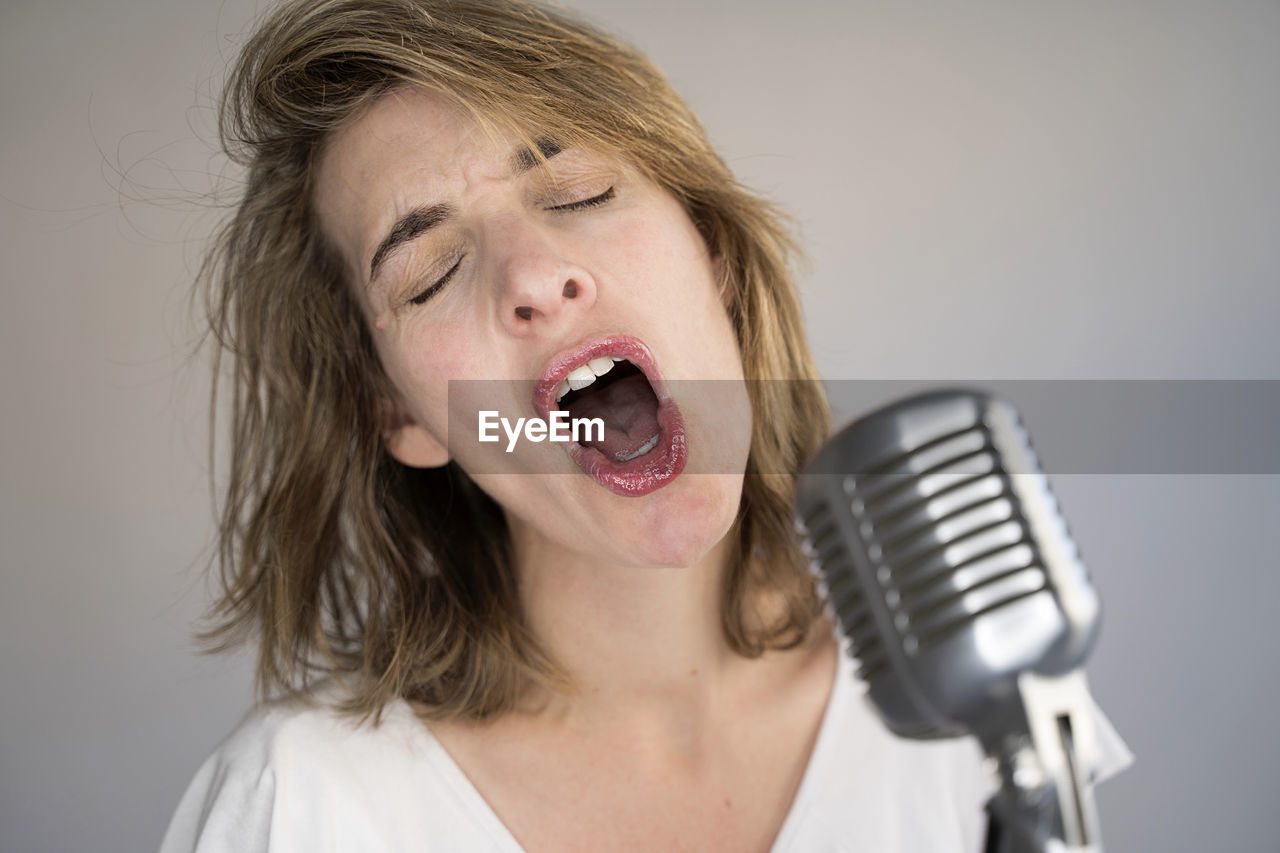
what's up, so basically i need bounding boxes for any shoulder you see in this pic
[158,683,493,853]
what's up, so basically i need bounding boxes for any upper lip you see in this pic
[533,335,668,421]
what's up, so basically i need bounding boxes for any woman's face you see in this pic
[314,87,751,568]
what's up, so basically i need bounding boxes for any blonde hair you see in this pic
[201,0,830,721]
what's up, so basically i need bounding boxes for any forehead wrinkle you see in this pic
[365,142,561,286]
[317,91,572,293]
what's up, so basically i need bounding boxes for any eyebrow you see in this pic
[366,138,564,284]
[511,137,563,174]
[368,203,453,283]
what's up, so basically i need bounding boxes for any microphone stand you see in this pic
[980,671,1104,853]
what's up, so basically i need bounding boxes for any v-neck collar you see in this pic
[396,645,851,852]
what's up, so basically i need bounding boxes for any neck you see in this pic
[509,523,747,732]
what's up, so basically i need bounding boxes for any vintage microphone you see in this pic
[794,388,1110,852]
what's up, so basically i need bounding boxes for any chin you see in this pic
[621,472,744,568]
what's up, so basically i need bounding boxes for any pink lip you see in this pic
[534,335,687,497]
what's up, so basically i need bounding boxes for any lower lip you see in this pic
[565,397,687,497]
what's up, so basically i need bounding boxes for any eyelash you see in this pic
[548,186,615,212]
[407,187,615,307]
[409,256,462,306]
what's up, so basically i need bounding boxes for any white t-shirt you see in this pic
[159,650,994,852]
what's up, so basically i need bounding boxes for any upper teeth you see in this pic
[556,356,625,402]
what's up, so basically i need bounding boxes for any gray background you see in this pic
[2,1,1277,851]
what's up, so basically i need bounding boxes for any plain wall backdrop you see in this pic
[2,1,1277,851]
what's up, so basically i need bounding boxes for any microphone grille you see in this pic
[796,389,1100,737]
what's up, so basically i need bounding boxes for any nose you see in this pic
[489,215,596,336]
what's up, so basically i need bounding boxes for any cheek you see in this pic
[605,213,671,279]
[376,321,481,426]
[642,217,742,376]
[610,209,723,312]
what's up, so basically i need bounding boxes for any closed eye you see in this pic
[548,186,615,212]
[409,256,463,306]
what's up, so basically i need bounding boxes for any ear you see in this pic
[382,403,450,468]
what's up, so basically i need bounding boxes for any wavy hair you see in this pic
[200,0,830,721]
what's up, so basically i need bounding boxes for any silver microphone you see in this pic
[794,388,1109,852]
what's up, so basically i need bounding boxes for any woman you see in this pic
[161,0,989,849]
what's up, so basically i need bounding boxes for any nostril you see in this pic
[562,281,578,299]
[514,305,533,321]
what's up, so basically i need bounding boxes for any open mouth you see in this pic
[557,359,660,462]
[535,336,687,497]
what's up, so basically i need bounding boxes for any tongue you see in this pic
[567,373,661,462]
